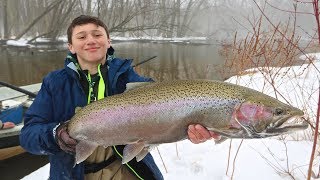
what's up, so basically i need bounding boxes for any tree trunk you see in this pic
[157,0,167,37]
[97,0,101,18]
[176,0,181,37]
[178,0,193,37]
[134,0,141,37]
[86,0,92,14]
[119,0,125,36]
[168,0,177,38]
[3,0,9,39]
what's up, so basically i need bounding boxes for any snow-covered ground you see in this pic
[22,53,319,180]
[152,139,312,180]
[4,36,210,48]
[21,139,313,180]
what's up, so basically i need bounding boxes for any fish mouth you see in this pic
[207,116,308,139]
[258,116,309,137]
[264,116,309,135]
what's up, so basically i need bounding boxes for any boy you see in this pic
[20,15,218,180]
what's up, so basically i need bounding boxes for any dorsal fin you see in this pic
[125,82,153,92]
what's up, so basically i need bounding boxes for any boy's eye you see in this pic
[77,36,85,39]
[95,34,102,37]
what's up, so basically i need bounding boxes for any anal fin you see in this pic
[135,144,158,162]
[122,141,145,164]
[75,141,98,164]
[135,147,149,162]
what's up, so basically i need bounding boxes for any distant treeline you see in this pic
[0,0,315,42]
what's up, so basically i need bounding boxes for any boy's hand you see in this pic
[188,124,221,144]
[54,122,77,154]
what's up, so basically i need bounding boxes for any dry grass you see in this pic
[218,17,305,80]
[218,16,318,138]
[217,15,320,179]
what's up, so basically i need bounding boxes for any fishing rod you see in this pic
[132,56,157,67]
[0,56,157,98]
[0,81,37,98]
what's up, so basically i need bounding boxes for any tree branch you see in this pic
[15,0,63,40]
[307,82,320,180]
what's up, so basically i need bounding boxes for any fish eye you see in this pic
[275,108,284,115]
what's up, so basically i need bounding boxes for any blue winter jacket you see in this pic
[20,53,163,180]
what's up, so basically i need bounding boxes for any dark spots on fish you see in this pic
[274,108,285,116]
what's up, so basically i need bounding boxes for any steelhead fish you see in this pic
[68,79,307,164]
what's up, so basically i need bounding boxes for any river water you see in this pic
[0,41,227,179]
[0,41,226,86]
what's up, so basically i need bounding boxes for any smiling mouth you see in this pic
[86,47,99,51]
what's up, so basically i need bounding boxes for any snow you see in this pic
[6,39,31,47]
[111,36,207,42]
[4,36,209,48]
[21,53,319,179]
[21,164,50,180]
[152,139,312,180]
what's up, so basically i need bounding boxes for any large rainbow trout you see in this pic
[68,80,307,164]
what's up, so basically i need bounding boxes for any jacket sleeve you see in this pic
[20,76,61,155]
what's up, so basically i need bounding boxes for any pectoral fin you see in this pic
[75,141,98,164]
[214,136,228,144]
[122,141,145,164]
[75,107,82,113]
[135,147,150,162]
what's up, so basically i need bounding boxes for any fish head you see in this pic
[215,94,308,139]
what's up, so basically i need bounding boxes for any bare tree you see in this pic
[0,0,220,40]
[86,0,92,14]
[2,0,288,41]
[156,0,168,36]
[15,0,64,40]
[2,0,9,39]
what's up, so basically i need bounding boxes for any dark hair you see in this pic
[67,15,109,44]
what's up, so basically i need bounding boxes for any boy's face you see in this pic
[68,23,110,65]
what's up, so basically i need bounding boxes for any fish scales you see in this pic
[70,80,243,141]
[67,79,307,164]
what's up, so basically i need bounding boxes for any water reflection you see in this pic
[0,42,225,86]
[0,47,65,86]
[114,42,224,81]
